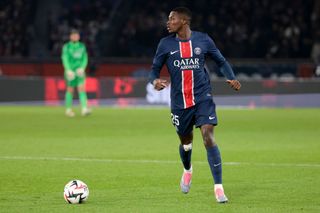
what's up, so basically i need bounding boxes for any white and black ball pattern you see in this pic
[63,180,89,204]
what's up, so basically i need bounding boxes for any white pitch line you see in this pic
[0,156,180,164]
[0,156,319,168]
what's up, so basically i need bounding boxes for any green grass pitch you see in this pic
[0,106,319,213]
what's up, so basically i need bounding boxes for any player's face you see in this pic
[167,11,184,33]
[70,33,80,42]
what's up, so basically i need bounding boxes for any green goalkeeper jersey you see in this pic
[61,41,88,71]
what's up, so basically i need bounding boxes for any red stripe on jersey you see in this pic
[182,70,195,108]
[179,41,194,108]
[179,41,193,58]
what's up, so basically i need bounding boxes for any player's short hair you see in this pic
[172,7,192,24]
[70,29,80,35]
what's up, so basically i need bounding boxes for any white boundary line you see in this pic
[0,156,319,168]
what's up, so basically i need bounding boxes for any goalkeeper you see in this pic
[61,29,91,117]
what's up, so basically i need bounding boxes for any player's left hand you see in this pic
[226,80,241,91]
[76,68,85,77]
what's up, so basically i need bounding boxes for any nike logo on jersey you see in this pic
[170,50,179,55]
[209,116,215,120]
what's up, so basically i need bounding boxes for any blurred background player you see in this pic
[62,29,91,117]
[311,30,320,77]
[150,7,241,203]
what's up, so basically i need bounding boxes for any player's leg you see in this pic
[171,108,195,194]
[178,133,193,194]
[195,99,228,203]
[65,86,75,117]
[77,78,91,116]
[178,133,193,170]
[65,71,77,117]
[200,124,228,203]
[201,125,222,184]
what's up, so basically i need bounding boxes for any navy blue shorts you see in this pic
[170,99,218,136]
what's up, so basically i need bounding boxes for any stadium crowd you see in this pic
[0,0,35,57]
[1,0,319,59]
[115,0,319,58]
[48,0,113,57]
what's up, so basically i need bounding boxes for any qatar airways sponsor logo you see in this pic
[173,58,200,69]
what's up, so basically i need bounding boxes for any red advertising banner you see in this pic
[44,77,147,105]
[45,77,101,105]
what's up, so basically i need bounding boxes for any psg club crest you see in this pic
[194,47,201,55]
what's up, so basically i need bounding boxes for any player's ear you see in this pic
[181,18,187,25]
[181,15,189,25]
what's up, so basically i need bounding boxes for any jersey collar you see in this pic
[175,31,193,42]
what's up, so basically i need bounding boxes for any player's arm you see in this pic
[149,39,169,91]
[61,44,75,80]
[76,44,88,77]
[221,62,241,91]
[61,44,72,71]
[79,44,88,69]
[206,34,241,91]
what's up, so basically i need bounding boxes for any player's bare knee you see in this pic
[181,139,192,146]
[202,132,216,148]
[179,133,193,146]
[77,86,85,92]
[67,87,74,93]
[203,139,216,148]
[201,125,216,147]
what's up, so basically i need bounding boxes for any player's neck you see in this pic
[176,27,191,40]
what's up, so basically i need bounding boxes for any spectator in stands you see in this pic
[0,0,34,57]
[0,0,318,59]
[114,0,315,59]
[47,0,111,57]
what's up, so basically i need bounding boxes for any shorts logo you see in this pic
[209,116,215,120]
[194,47,201,55]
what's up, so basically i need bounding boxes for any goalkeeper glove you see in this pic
[76,68,85,77]
[66,70,75,81]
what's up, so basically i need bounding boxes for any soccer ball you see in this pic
[63,180,89,204]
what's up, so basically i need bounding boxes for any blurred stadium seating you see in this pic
[1,0,319,59]
[0,0,319,107]
[0,0,319,78]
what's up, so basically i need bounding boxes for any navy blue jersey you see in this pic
[150,31,236,110]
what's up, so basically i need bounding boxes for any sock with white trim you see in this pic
[206,145,222,184]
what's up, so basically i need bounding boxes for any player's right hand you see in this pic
[66,70,75,81]
[153,79,169,91]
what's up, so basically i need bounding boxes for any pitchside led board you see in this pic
[44,77,170,106]
[0,77,319,107]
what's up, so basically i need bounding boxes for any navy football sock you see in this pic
[179,144,192,170]
[206,145,222,184]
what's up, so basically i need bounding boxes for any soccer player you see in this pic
[61,29,91,117]
[150,7,241,203]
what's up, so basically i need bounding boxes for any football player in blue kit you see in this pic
[150,7,241,203]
